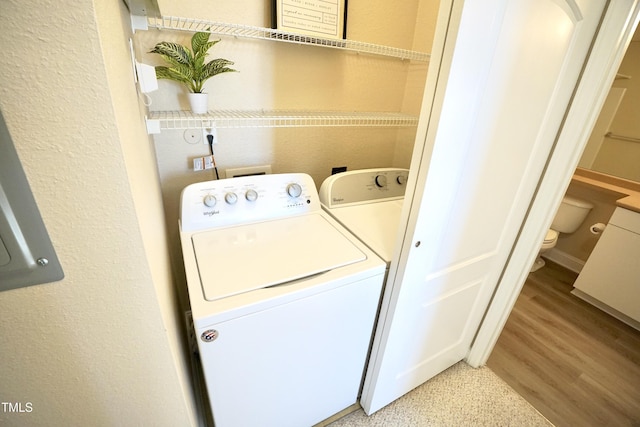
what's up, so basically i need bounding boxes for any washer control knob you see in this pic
[375,175,387,188]
[245,189,258,202]
[286,183,303,198]
[397,175,407,185]
[224,192,238,205]
[203,194,217,207]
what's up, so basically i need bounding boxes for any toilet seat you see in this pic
[532,229,559,273]
[543,229,558,244]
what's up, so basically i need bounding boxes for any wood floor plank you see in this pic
[520,293,640,398]
[498,319,613,426]
[489,346,596,426]
[487,260,640,427]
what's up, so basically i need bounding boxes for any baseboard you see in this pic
[314,403,361,426]
[542,249,585,273]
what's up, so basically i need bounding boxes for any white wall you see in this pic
[0,0,195,425]
[395,0,441,166]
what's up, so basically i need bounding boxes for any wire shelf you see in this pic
[146,16,430,62]
[146,110,419,133]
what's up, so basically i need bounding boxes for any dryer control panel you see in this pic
[180,173,320,231]
[319,168,409,208]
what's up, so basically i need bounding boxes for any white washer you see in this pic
[179,173,385,427]
[319,168,409,269]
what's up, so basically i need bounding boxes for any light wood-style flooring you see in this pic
[487,260,640,427]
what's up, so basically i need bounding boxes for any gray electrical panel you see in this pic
[0,109,64,291]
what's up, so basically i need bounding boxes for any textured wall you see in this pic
[0,0,193,425]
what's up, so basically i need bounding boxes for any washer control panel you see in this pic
[180,173,320,231]
[319,168,409,208]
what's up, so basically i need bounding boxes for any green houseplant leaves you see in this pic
[149,30,237,93]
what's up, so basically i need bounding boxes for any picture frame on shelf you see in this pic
[272,0,348,40]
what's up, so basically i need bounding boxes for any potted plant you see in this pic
[149,30,237,114]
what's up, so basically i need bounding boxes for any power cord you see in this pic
[207,134,220,180]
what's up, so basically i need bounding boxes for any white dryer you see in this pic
[179,173,385,427]
[319,168,409,269]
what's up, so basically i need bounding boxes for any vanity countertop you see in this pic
[573,168,640,214]
[616,194,640,213]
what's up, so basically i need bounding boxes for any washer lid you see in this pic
[191,213,367,301]
[324,200,403,263]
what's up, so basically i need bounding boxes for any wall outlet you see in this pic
[203,155,214,170]
[203,127,218,145]
[193,157,204,171]
[332,166,347,175]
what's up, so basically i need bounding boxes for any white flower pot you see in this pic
[188,93,209,114]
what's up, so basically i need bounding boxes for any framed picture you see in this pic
[273,0,348,40]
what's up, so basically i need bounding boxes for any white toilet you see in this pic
[531,195,594,272]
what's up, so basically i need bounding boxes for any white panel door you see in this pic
[361,0,606,414]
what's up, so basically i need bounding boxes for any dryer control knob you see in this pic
[245,189,258,202]
[375,175,387,188]
[203,194,217,207]
[286,183,303,198]
[224,192,238,205]
[397,175,406,185]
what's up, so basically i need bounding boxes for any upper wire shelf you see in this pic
[145,110,419,133]
[145,16,430,62]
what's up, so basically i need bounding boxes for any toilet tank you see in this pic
[551,196,593,233]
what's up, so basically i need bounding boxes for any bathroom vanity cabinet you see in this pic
[572,207,640,329]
